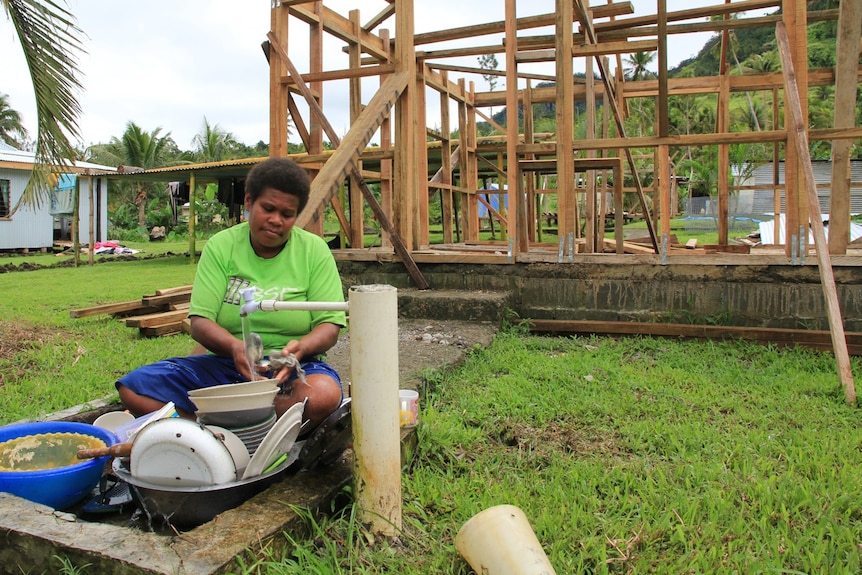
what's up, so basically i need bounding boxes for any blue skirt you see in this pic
[116,354,341,415]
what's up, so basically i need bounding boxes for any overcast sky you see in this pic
[2,1,771,151]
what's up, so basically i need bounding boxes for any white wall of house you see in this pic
[0,146,115,251]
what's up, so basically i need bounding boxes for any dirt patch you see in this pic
[325,318,499,393]
[0,320,67,386]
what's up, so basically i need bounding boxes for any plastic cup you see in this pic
[93,411,135,433]
[399,389,419,427]
[455,504,557,575]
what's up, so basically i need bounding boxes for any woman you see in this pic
[116,157,346,430]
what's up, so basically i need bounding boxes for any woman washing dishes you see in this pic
[116,157,346,431]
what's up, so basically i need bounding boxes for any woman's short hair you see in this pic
[245,157,311,213]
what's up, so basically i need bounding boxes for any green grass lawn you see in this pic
[258,333,862,575]
[1,253,858,575]
[0,239,201,270]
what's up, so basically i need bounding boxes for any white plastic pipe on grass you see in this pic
[348,284,402,534]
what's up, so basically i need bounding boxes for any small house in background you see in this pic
[750,160,862,216]
[0,142,116,252]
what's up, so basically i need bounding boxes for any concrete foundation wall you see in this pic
[337,261,862,331]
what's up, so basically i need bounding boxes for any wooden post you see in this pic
[348,10,364,249]
[439,71,454,244]
[828,0,862,254]
[88,175,94,267]
[188,172,196,264]
[555,0,575,245]
[657,0,670,246]
[394,0,417,252]
[776,21,856,407]
[416,64,430,249]
[307,0,325,236]
[523,81,537,243]
[782,0,807,258]
[379,28,393,249]
[717,11,730,246]
[585,20,597,254]
[72,174,80,267]
[505,0,524,253]
[269,3,288,156]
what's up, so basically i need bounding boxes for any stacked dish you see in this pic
[224,410,277,455]
[190,380,281,454]
[190,379,280,428]
[240,401,304,480]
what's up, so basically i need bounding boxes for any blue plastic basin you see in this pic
[0,421,119,509]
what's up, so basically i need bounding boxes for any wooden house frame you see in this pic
[266,0,862,283]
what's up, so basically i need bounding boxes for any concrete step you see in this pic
[396,288,511,324]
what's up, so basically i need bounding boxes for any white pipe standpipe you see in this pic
[244,285,401,534]
[348,284,402,534]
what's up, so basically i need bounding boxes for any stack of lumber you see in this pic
[70,285,192,337]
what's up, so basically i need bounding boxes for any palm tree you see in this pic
[710,13,762,131]
[623,51,656,81]
[0,93,29,148]
[107,122,175,228]
[679,152,722,220]
[2,0,85,211]
[191,117,239,163]
[742,54,777,128]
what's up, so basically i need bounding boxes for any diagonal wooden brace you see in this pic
[267,32,429,289]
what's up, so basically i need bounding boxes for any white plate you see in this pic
[241,401,304,480]
[205,425,251,480]
[131,418,236,487]
[229,412,277,433]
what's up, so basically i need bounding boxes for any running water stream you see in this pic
[241,316,263,381]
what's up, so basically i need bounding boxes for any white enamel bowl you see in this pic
[130,418,236,487]
[188,389,279,414]
[187,379,280,399]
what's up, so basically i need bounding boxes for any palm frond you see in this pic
[4,0,85,212]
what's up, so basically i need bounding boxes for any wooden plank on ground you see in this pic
[140,322,186,337]
[141,290,192,308]
[523,319,862,355]
[155,285,193,296]
[69,300,145,318]
[602,238,655,254]
[777,21,856,405]
[125,309,189,329]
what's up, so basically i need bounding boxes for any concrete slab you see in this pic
[0,455,352,575]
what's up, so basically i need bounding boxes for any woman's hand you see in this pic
[189,316,253,380]
[274,323,341,385]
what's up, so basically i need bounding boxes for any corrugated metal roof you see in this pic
[108,156,267,182]
[0,145,117,173]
